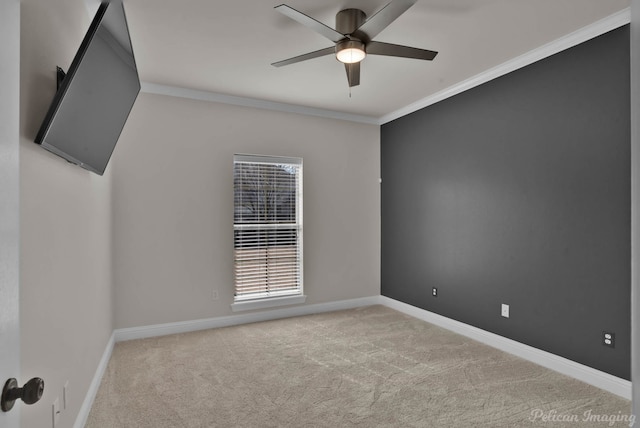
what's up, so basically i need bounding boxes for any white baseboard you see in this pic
[75,296,378,427]
[378,296,632,400]
[74,332,115,428]
[77,295,630,428]
[113,296,381,342]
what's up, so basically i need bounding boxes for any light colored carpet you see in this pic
[86,305,632,427]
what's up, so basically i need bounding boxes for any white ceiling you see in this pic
[93,0,630,122]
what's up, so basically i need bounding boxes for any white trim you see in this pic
[231,294,306,312]
[73,332,115,428]
[114,296,380,342]
[141,82,380,125]
[141,8,630,127]
[380,8,631,124]
[79,295,631,426]
[234,153,302,166]
[75,298,378,425]
[87,4,629,127]
[378,296,632,400]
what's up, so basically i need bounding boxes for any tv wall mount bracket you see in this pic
[56,66,66,90]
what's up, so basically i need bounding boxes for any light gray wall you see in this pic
[632,0,640,418]
[112,93,380,328]
[20,1,114,427]
[0,1,21,427]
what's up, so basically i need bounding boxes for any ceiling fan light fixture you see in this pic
[336,39,366,64]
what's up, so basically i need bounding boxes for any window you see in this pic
[233,154,303,306]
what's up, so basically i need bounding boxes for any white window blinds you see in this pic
[233,154,303,301]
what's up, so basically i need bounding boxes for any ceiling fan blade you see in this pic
[272,46,335,67]
[356,0,417,41]
[367,41,438,60]
[345,62,360,87]
[275,4,345,43]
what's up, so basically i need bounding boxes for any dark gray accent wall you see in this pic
[381,26,631,379]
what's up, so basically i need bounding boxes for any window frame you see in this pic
[231,154,304,311]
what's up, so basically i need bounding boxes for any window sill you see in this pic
[231,295,307,312]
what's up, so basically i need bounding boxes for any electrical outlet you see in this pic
[501,304,509,318]
[603,331,615,348]
[432,287,437,297]
[212,289,219,301]
[52,397,60,428]
[63,381,69,410]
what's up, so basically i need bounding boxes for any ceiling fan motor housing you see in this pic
[335,9,368,63]
[336,9,367,37]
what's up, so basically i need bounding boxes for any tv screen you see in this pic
[34,1,140,175]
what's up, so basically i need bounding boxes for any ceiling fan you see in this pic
[271,0,438,88]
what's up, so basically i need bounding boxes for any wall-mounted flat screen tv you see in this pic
[34,1,140,176]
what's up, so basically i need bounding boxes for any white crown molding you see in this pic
[378,296,632,400]
[140,82,380,125]
[82,0,375,125]
[379,7,631,124]
[143,7,630,126]
[86,3,629,126]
